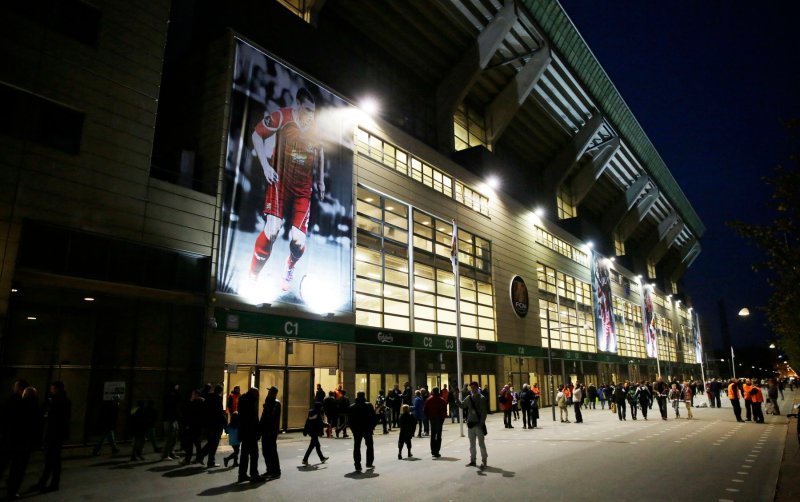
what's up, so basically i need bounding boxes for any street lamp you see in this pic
[769,343,776,349]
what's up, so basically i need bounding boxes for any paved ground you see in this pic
[3,390,798,501]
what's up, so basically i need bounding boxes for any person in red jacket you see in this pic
[423,387,448,458]
[499,384,514,428]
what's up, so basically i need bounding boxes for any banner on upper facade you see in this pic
[692,310,703,364]
[643,287,658,358]
[218,39,354,314]
[591,252,617,353]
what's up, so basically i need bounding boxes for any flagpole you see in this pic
[731,346,736,380]
[452,220,464,438]
[696,313,707,404]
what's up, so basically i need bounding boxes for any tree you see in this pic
[729,121,800,366]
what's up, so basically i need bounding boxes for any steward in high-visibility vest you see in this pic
[727,380,744,422]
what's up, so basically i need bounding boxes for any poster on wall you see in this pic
[643,287,658,358]
[692,310,703,364]
[591,252,617,353]
[218,39,354,314]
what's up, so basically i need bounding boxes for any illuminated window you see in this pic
[355,187,410,331]
[454,103,491,151]
[614,234,626,256]
[355,186,494,340]
[356,129,488,216]
[537,264,595,353]
[647,261,657,279]
[670,281,678,295]
[413,210,494,340]
[534,226,589,267]
[655,317,676,362]
[612,297,645,359]
[557,187,577,219]
[275,0,319,23]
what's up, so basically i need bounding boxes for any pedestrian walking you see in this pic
[0,380,28,484]
[336,390,350,438]
[143,401,160,453]
[397,404,415,459]
[598,384,606,409]
[5,385,41,500]
[655,378,669,420]
[349,391,376,471]
[669,383,681,419]
[197,384,226,467]
[767,379,780,415]
[627,385,638,420]
[129,400,147,461]
[499,384,514,428]
[636,382,652,420]
[423,387,447,458]
[36,381,71,493]
[314,384,325,404]
[301,402,329,465]
[413,390,424,437]
[461,381,488,469]
[323,391,338,438]
[588,383,597,410]
[573,383,584,423]
[529,385,539,429]
[510,386,520,421]
[557,385,570,423]
[92,395,121,456]
[727,379,744,422]
[614,383,628,421]
[179,389,204,465]
[223,410,240,468]
[160,383,180,461]
[682,381,694,419]
[237,387,262,483]
[260,386,281,479]
[389,384,402,428]
[375,390,389,434]
[743,379,754,422]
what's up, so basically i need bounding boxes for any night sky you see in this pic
[559,1,800,352]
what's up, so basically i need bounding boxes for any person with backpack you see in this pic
[627,385,639,420]
[556,385,569,423]
[301,402,329,465]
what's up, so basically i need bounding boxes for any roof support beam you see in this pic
[602,174,651,232]
[485,42,552,145]
[646,215,683,266]
[568,136,620,206]
[616,185,660,242]
[542,111,604,200]
[666,239,701,282]
[436,1,517,151]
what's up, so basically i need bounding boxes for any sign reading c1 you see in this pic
[510,275,529,318]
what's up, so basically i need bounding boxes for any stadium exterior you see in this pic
[0,0,706,437]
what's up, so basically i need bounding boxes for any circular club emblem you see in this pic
[510,276,529,318]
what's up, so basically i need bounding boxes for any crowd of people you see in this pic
[0,375,793,497]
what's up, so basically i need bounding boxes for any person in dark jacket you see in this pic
[375,390,389,434]
[36,381,71,493]
[92,396,121,456]
[387,384,401,427]
[587,384,597,410]
[237,387,262,483]
[260,386,281,479]
[144,400,160,453]
[302,402,329,465]
[5,385,40,500]
[336,390,350,438]
[402,382,413,406]
[349,391,376,471]
[423,387,447,458]
[322,391,338,439]
[636,382,652,420]
[397,404,415,459]
[160,384,180,460]
[197,384,226,467]
[180,389,204,465]
[654,377,669,420]
[129,400,147,461]
[0,379,28,483]
[314,384,325,404]
[613,383,628,421]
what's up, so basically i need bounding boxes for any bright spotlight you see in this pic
[534,207,545,218]
[360,96,379,116]
[486,175,500,190]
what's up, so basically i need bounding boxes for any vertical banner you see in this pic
[642,287,658,358]
[692,311,703,364]
[218,39,354,314]
[591,252,617,353]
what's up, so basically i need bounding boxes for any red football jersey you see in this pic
[255,107,320,197]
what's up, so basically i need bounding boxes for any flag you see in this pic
[450,220,459,275]
[731,346,735,359]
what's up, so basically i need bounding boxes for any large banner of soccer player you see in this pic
[218,39,354,314]
[692,311,703,364]
[642,287,658,358]
[591,252,617,353]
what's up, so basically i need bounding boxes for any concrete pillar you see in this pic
[341,343,357,395]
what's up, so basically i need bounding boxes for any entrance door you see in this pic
[286,370,313,429]
[257,369,284,422]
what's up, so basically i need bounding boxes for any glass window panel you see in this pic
[356,277,381,296]
[458,325,475,338]
[460,301,476,315]
[383,226,407,243]
[438,296,456,310]
[384,284,409,301]
[438,309,457,324]
[415,320,436,334]
[355,247,381,264]
[415,277,435,292]
[384,299,409,316]
[439,323,458,337]
[384,268,408,287]
[356,310,382,327]
[385,315,409,332]
[414,291,435,306]
[414,305,435,320]
[356,261,382,280]
[385,212,407,229]
[355,293,382,312]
